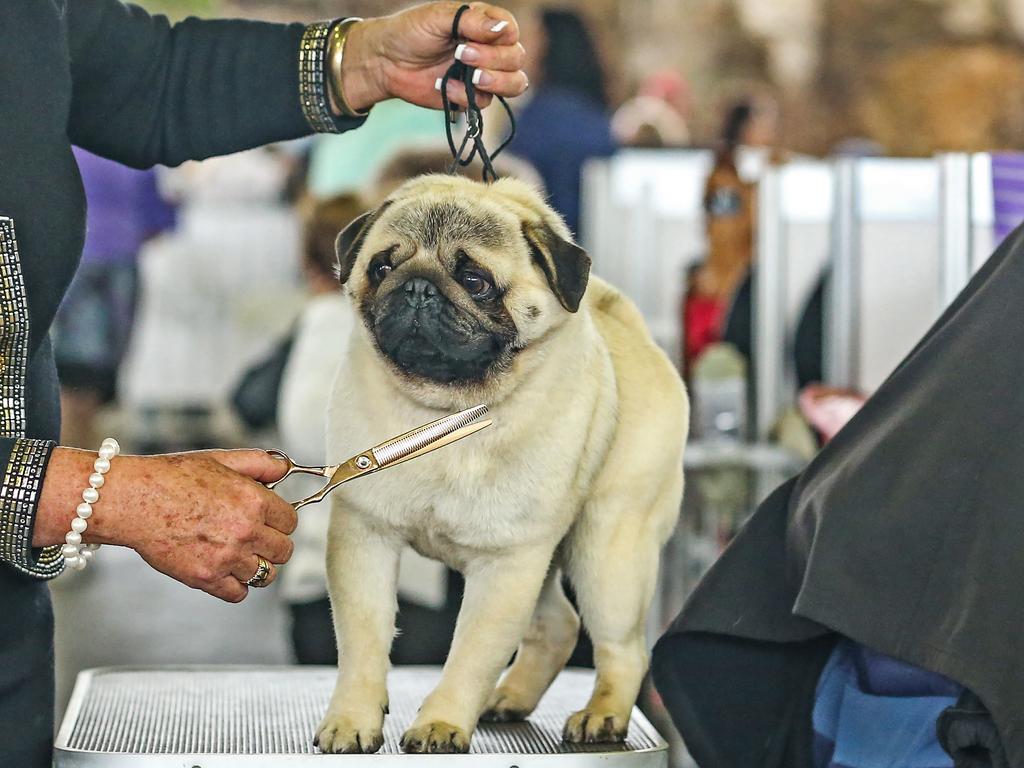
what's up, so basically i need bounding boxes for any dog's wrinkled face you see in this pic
[367,199,516,383]
[336,176,590,387]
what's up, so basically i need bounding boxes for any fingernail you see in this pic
[434,77,443,92]
[490,20,509,33]
[455,43,479,63]
[472,69,493,87]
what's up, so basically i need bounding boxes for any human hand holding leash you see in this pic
[336,2,528,112]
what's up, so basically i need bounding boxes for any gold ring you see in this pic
[245,556,273,588]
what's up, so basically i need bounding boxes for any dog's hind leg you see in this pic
[480,565,581,723]
[562,476,681,743]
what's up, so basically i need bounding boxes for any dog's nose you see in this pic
[403,277,439,309]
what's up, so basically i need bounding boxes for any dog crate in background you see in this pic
[753,161,833,439]
[824,153,1005,394]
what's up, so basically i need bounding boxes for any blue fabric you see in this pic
[832,684,960,768]
[851,645,962,699]
[512,87,617,237]
[813,641,962,768]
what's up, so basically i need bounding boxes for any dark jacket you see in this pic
[0,2,362,764]
[653,224,1024,767]
[513,86,616,237]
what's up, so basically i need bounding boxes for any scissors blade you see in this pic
[317,405,491,492]
[383,418,493,468]
[370,404,489,467]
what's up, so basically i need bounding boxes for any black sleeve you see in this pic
[938,692,1010,768]
[66,0,365,168]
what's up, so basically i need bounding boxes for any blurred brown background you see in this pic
[140,0,1024,155]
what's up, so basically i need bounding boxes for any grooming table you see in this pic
[55,666,668,767]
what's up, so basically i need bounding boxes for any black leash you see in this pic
[441,4,516,183]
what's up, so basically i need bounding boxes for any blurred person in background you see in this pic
[737,93,781,151]
[54,149,175,450]
[612,70,692,148]
[682,101,757,374]
[0,3,527,764]
[513,8,617,237]
[124,146,305,453]
[278,194,365,665]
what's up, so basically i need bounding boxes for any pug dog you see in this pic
[315,175,687,754]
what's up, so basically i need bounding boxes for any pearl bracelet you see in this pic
[62,438,119,571]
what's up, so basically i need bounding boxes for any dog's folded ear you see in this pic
[335,201,392,285]
[521,222,592,313]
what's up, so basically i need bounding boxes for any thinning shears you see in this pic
[265,405,492,510]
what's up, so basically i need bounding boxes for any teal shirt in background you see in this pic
[307,100,442,196]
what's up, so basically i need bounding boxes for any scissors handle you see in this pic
[263,405,492,510]
[263,449,334,490]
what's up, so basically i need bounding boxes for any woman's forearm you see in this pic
[64,1,528,169]
[33,447,165,549]
[33,447,104,548]
[65,1,360,168]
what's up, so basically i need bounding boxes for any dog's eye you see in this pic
[372,263,393,282]
[460,270,494,299]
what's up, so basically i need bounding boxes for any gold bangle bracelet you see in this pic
[328,18,371,119]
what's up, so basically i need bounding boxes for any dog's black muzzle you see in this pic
[372,276,506,384]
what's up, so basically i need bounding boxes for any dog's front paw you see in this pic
[314,710,385,754]
[400,721,470,754]
[562,709,628,744]
[480,689,532,723]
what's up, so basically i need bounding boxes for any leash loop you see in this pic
[441,4,517,182]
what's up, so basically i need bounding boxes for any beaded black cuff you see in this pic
[299,21,347,134]
[0,218,29,439]
[0,216,62,579]
[0,438,61,579]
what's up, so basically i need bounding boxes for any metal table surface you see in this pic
[55,666,667,767]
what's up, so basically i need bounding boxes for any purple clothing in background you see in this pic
[72,147,176,264]
[991,153,1024,243]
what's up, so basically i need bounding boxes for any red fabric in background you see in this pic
[684,294,725,371]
